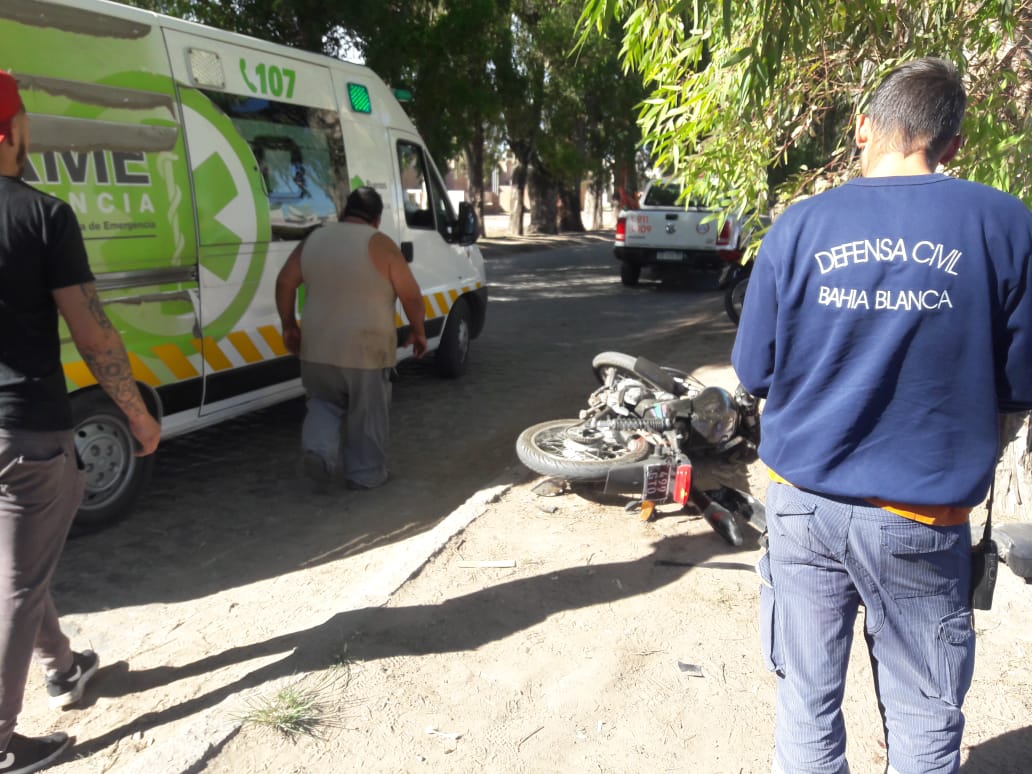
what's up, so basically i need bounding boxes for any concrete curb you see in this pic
[129,468,526,774]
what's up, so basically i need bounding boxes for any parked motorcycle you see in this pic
[721,258,752,326]
[515,352,764,546]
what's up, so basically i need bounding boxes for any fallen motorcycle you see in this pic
[515,352,765,546]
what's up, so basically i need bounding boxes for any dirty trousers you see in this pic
[759,482,974,774]
[0,429,83,748]
[300,362,391,487]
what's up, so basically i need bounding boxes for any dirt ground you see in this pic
[199,468,1032,774]
[22,229,1032,772]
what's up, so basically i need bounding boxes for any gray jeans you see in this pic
[300,362,392,487]
[0,428,83,748]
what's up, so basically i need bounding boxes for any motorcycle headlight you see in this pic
[691,387,738,444]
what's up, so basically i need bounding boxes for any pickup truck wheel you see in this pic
[436,297,470,378]
[71,391,155,529]
[620,261,640,286]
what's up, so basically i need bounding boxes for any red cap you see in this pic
[0,70,24,141]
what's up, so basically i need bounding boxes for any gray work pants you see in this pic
[0,429,82,748]
[300,362,392,488]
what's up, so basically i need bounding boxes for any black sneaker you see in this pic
[0,732,72,774]
[45,651,99,710]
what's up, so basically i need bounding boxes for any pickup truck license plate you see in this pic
[656,250,683,262]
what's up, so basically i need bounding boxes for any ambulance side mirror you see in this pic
[454,201,478,246]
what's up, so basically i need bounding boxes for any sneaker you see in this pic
[45,651,99,710]
[0,732,72,774]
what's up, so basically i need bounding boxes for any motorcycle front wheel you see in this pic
[515,419,651,481]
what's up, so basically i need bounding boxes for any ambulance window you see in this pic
[397,141,433,230]
[396,141,455,238]
[201,91,350,240]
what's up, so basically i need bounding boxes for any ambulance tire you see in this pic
[436,297,470,378]
[71,391,155,530]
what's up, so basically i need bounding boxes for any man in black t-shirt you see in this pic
[0,70,161,772]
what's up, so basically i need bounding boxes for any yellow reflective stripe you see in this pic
[153,343,199,379]
[423,296,435,319]
[228,331,263,364]
[433,292,449,315]
[191,337,233,371]
[448,289,459,303]
[63,361,97,388]
[257,325,288,357]
[394,312,404,327]
[127,353,161,386]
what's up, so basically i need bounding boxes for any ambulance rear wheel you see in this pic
[436,298,470,378]
[71,391,155,529]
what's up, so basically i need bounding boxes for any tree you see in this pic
[498,0,645,234]
[579,0,1032,517]
[579,0,1031,219]
[127,0,341,52]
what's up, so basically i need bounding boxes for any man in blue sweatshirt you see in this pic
[732,58,1032,774]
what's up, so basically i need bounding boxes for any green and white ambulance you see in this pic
[1,0,489,525]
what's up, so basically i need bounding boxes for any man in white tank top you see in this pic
[275,187,427,489]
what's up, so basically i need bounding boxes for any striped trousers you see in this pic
[760,482,974,774]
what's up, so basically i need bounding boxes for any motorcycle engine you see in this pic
[606,379,651,414]
[691,386,739,444]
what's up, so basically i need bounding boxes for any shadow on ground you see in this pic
[68,533,718,756]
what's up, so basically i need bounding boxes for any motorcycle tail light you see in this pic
[674,464,692,505]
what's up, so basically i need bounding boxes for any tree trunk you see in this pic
[527,158,558,235]
[463,123,486,239]
[589,176,606,230]
[508,157,529,236]
[557,183,585,232]
[994,413,1032,520]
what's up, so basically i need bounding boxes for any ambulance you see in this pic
[0,0,489,525]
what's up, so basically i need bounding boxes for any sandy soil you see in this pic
[200,401,1032,773]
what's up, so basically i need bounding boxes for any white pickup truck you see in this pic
[614,180,744,286]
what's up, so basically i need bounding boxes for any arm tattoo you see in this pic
[81,345,146,418]
[80,283,114,330]
[76,287,146,418]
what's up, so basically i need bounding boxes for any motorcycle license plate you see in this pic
[642,463,676,502]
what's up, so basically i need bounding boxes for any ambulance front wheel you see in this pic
[436,298,470,378]
[71,390,157,530]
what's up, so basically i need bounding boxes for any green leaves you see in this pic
[580,0,1032,218]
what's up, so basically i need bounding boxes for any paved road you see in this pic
[56,233,733,611]
[39,234,740,770]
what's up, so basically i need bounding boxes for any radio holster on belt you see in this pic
[970,480,998,611]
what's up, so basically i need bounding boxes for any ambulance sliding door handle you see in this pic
[401,241,414,263]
